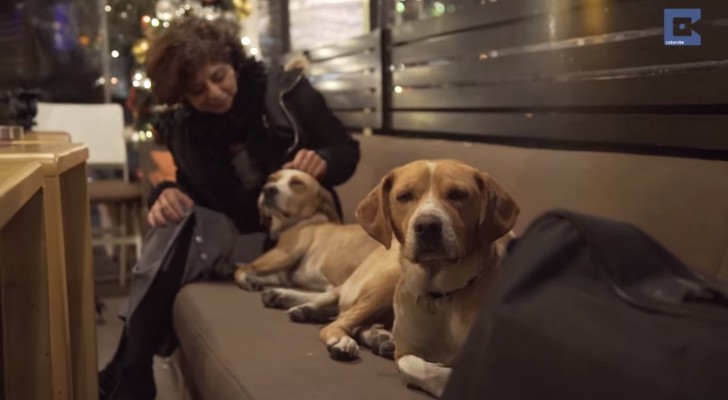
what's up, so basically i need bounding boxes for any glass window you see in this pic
[0,0,105,102]
[289,0,367,51]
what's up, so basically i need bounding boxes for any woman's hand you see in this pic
[283,149,327,181]
[147,188,194,227]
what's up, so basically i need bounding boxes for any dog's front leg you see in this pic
[235,248,301,291]
[397,354,452,397]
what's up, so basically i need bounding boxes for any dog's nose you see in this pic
[414,215,442,241]
[263,186,278,200]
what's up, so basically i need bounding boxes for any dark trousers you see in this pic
[103,216,195,385]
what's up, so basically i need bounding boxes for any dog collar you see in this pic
[426,273,481,301]
[427,259,494,302]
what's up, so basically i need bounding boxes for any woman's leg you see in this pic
[101,218,195,400]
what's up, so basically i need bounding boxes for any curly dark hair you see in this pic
[146,17,248,104]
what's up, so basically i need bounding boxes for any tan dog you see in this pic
[234,169,381,322]
[356,159,519,397]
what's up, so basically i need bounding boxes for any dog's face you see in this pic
[259,169,340,235]
[355,160,518,265]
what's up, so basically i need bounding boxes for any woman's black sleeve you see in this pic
[287,77,360,187]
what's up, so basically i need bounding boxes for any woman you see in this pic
[99,17,359,400]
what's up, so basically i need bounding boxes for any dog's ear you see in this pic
[476,172,519,243]
[355,173,394,248]
[317,187,341,223]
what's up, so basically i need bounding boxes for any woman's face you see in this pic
[185,62,237,114]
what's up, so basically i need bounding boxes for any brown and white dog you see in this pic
[234,169,381,318]
[355,159,519,397]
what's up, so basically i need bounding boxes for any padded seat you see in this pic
[173,283,428,400]
[88,180,142,203]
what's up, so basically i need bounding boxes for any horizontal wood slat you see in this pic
[310,52,380,75]
[311,73,380,92]
[392,25,728,87]
[335,111,381,129]
[391,111,728,152]
[391,0,589,44]
[307,30,381,61]
[392,69,728,109]
[321,90,378,109]
[392,1,728,66]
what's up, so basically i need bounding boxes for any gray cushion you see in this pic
[173,283,428,400]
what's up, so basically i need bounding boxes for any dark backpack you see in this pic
[442,210,728,400]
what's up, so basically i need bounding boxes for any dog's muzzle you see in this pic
[413,214,447,260]
[262,185,278,205]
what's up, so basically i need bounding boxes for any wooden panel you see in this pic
[0,191,53,400]
[322,90,378,110]
[391,111,728,152]
[391,0,684,65]
[310,52,380,75]
[392,68,728,109]
[335,111,381,129]
[307,30,380,61]
[392,25,728,87]
[59,163,98,400]
[391,0,581,44]
[311,73,380,92]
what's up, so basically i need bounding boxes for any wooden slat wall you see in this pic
[305,30,383,130]
[388,0,728,156]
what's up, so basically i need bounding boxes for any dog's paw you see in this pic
[326,336,360,361]
[261,289,286,309]
[235,270,265,292]
[370,327,395,359]
[287,305,314,322]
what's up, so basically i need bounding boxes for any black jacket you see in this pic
[149,63,359,233]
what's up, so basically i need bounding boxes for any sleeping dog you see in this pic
[356,159,519,397]
[233,169,382,322]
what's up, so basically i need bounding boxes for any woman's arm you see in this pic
[287,77,360,187]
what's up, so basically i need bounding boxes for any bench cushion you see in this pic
[173,282,428,400]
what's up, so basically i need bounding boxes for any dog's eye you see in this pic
[447,189,468,201]
[289,178,304,187]
[396,191,414,203]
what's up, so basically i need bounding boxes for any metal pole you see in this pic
[98,0,111,103]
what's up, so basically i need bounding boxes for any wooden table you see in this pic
[0,142,98,400]
[0,161,53,399]
[21,131,72,143]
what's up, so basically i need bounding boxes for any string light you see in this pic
[241,36,251,46]
[111,50,119,58]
